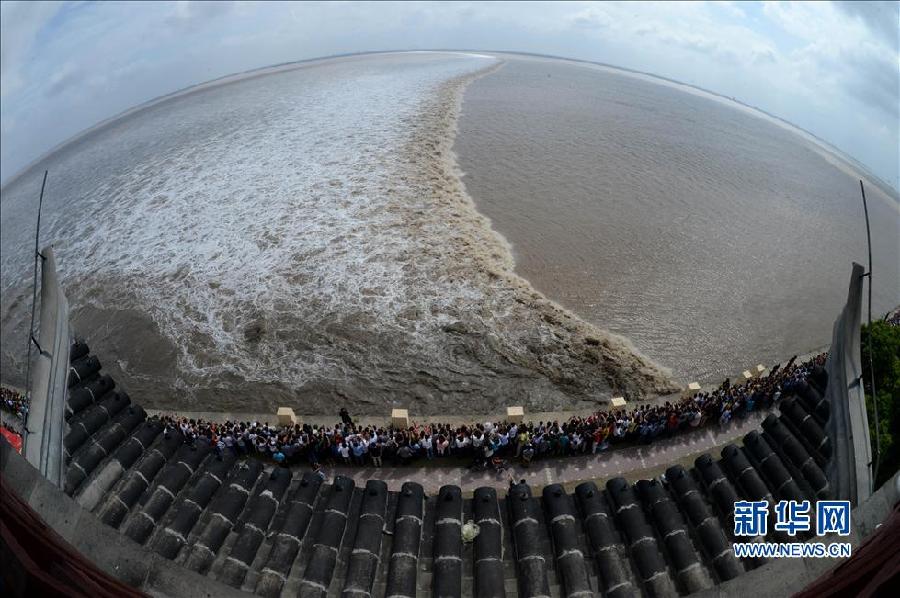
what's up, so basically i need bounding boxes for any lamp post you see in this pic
[859,179,879,487]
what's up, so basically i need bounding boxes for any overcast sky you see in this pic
[1,1,898,187]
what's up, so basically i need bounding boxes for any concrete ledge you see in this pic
[391,408,409,429]
[276,407,297,427]
[686,382,702,395]
[506,406,524,424]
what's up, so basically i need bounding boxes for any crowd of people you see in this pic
[0,386,27,452]
[1,386,28,422]
[155,353,827,470]
[886,309,900,327]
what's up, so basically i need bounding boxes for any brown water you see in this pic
[455,55,900,383]
[0,53,673,415]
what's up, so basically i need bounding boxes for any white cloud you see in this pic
[0,0,897,186]
[0,1,63,97]
[758,0,898,178]
[570,7,612,29]
[713,1,748,19]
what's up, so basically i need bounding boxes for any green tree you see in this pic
[861,319,900,488]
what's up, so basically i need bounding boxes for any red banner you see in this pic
[1,427,23,453]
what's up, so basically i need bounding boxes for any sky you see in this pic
[1,1,898,188]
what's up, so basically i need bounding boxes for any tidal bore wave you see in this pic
[0,52,676,414]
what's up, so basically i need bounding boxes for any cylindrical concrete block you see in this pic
[432,485,463,598]
[123,439,212,544]
[298,475,355,598]
[778,398,832,463]
[64,391,132,458]
[721,445,773,504]
[385,482,424,598]
[65,405,146,496]
[574,481,636,598]
[810,365,828,396]
[68,354,101,387]
[183,459,264,574]
[742,431,805,502]
[606,477,677,598]
[98,428,184,528]
[70,340,89,361]
[694,454,741,534]
[665,465,743,581]
[255,471,324,597]
[152,451,237,560]
[762,414,829,498]
[472,487,505,598]
[795,380,830,424]
[507,482,551,598]
[219,467,293,587]
[66,374,115,419]
[543,484,593,598]
[341,480,388,598]
[636,478,711,593]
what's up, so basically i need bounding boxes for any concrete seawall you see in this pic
[22,246,70,488]
[823,263,872,504]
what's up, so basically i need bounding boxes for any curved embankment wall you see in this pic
[21,246,70,488]
[823,262,872,504]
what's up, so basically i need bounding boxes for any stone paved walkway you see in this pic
[302,410,768,495]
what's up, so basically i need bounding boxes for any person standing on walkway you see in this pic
[421,433,434,460]
[339,407,353,426]
[516,428,529,458]
[370,442,383,467]
[352,440,366,465]
[436,434,449,457]
[397,444,413,466]
[521,443,535,467]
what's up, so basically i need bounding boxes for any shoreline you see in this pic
[1,343,827,426]
[140,347,828,424]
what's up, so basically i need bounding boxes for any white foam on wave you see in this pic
[2,51,677,411]
[39,54,497,387]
